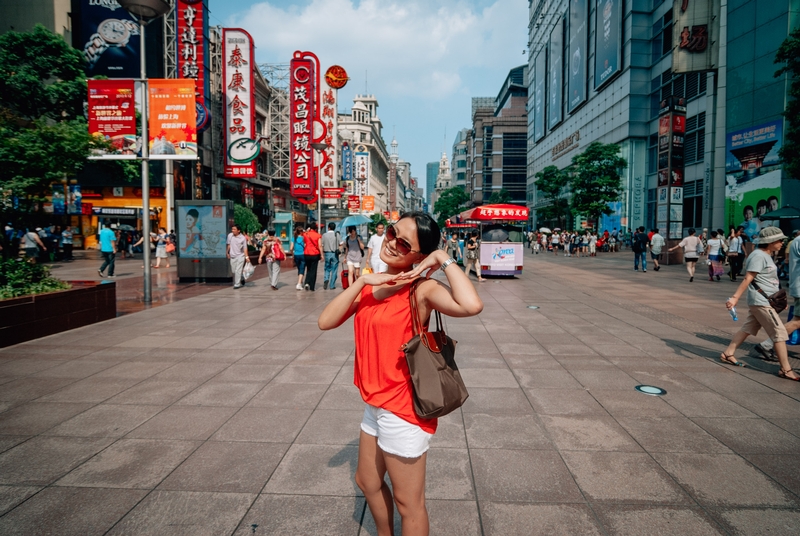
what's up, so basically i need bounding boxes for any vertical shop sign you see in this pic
[78,0,141,78]
[388,162,397,211]
[177,0,208,129]
[222,29,257,178]
[534,49,546,141]
[567,0,587,113]
[657,97,686,239]
[672,0,719,73]
[87,79,137,157]
[148,79,197,159]
[68,185,82,215]
[548,20,563,130]
[320,87,337,191]
[342,142,353,182]
[290,56,314,196]
[354,146,370,197]
[594,0,622,89]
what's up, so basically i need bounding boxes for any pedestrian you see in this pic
[580,231,589,257]
[551,233,560,256]
[728,227,746,281]
[589,231,598,257]
[611,227,619,252]
[464,229,485,281]
[367,223,389,273]
[322,222,340,290]
[97,222,116,278]
[649,228,665,271]
[667,228,702,282]
[22,227,46,263]
[632,226,649,272]
[258,229,284,290]
[153,227,171,268]
[304,222,322,291]
[706,230,724,281]
[169,229,177,256]
[293,226,306,290]
[61,226,73,261]
[317,211,483,536]
[444,232,461,265]
[52,226,62,261]
[345,226,366,287]
[723,227,800,380]
[226,224,248,289]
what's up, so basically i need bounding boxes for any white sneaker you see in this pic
[296,284,303,290]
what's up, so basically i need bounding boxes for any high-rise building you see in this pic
[451,129,469,191]
[426,161,438,211]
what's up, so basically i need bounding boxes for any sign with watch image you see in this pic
[76,1,142,78]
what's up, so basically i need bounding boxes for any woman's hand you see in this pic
[726,296,738,310]
[397,250,449,280]
[258,256,263,265]
[359,272,400,286]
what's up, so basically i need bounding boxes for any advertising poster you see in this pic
[177,204,227,258]
[343,180,355,195]
[568,0,588,113]
[480,243,522,272]
[725,120,783,238]
[548,21,563,130]
[348,195,361,214]
[600,201,622,232]
[76,0,141,78]
[594,0,622,89]
[362,196,375,213]
[223,29,257,178]
[68,185,82,215]
[52,185,65,215]
[87,79,137,157]
[534,49,546,141]
[148,79,197,159]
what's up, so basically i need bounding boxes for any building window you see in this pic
[684,112,706,165]
[683,179,703,229]
[646,188,657,230]
[648,133,658,175]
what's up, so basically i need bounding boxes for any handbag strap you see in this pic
[408,279,443,336]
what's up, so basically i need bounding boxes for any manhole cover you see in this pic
[527,305,539,310]
[635,385,667,396]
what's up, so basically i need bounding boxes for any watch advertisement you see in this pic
[87,79,137,158]
[548,20,563,130]
[148,79,198,159]
[533,49,546,141]
[594,0,622,89]
[567,0,587,113]
[75,0,141,79]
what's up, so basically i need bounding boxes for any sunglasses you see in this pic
[386,224,419,255]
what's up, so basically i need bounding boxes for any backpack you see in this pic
[632,233,645,253]
[272,241,286,261]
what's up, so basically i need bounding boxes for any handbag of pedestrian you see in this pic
[751,281,788,313]
[401,280,468,419]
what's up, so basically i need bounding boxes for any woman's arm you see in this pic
[726,271,756,310]
[318,272,399,330]
[258,241,269,264]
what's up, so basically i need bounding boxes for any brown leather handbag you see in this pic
[401,280,468,419]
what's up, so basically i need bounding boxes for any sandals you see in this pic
[779,368,800,381]
[720,353,746,367]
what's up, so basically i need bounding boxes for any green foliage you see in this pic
[0,258,71,300]
[775,25,800,181]
[569,142,627,227]
[487,189,511,204]
[368,213,388,235]
[433,187,470,228]
[234,204,261,236]
[534,165,571,227]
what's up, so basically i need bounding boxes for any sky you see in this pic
[208,0,529,193]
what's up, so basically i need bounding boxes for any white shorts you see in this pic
[347,260,361,269]
[360,404,433,459]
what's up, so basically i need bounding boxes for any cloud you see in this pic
[227,0,527,100]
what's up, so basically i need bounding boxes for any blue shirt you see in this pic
[293,235,305,256]
[99,228,116,252]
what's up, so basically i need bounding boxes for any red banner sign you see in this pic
[177,0,205,107]
[348,195,361,212]
[222,28,256,177]
[290,56,314,197]
[147,79,197,159]
[87,79,136,155]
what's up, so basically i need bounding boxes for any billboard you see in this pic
[77,0,141,78]
[87,79,137,157]
[342,142,353,181]
[68,185,82,215]
[672,0,719,73]
[567,0,588,113]
[148,79,197,159]
[176,204,227,258]
[594,0,622,89]
[176,0,209,129]
[725,120,783,238]
[534,49,547,141]
[548,20,563,130]
[222,29,257,178]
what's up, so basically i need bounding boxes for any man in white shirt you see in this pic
[366,223,387,273]
[226,224,248,289]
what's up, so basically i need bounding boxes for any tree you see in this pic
[234,204,261,236]
[533,165,570,228]
[775,25,800,181]
[433,187,469,228]
[487,189,511,204]
[569,142,627,228]
[0,25,105,215]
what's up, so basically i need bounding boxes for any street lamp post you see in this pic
[117,0,171,304]
[310,141,328,230]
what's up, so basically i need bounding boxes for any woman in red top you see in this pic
[319,212,482,536]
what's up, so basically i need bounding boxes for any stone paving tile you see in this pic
[0,487,147,536]
[0,436,29,454]
[540,415,643,452]
[430,411,467,449]
[0,485,41,516]
[271,365,341,384]
[264,444,361,496]
[125,406,237,441]
[513,368,584,389]
[0,377,76,403]
[479,502,603,535]
[174,381,266,407]
[461,387,534,414]
[742,454,800,498]
[211,407,312,443]
[0,402,93,435]
[238,495,365,536]
[709,507,800,535]
[106,380,199,405]
[692,418,800,455]
[30,360,116,379]
[36,377,141,404]
[593,505,724,535]
[43,404,163,438]
[463,413,552,450]
[589,389,684,417]
[107,490,255,536]
[152,362,229,382]
[425,448,475,500]
[662,390,759,418]
[295,409,363,446]
[0,436,115,485]
[246,382,329,409]
[615,416,733,453]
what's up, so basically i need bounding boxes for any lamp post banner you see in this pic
[87,79,137,158]
[147,79,198,159]
[222,28,257,177]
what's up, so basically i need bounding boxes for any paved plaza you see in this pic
[1,250,800,535]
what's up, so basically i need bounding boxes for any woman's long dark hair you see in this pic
[399,211,441,255]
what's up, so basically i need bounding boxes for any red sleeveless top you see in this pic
[354,283,437,434]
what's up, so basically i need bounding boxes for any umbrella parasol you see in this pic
[340,214,372,228]
[117,224,136,231]
[759,205,800,220]
[538,227,551,233]
[553,227,562,232]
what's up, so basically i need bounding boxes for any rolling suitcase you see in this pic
[341,269,349,290]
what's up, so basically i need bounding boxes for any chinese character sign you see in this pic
[342,143,353,181]
[177,0,206,108]
[87,79,137,157]
[290,57,314,197]
[222,28,256,178]
[320,84,338,193]
[672,0,719,73]
[148,79,197,159]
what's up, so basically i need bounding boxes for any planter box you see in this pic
[0,281,116,348]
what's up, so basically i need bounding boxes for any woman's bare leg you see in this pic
[355,432,394,536]
[774,341,800,379]
[384,450,429,536]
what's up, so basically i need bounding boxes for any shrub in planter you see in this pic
[0,259,71,300]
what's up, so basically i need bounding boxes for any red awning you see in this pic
[456,204,529,222]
